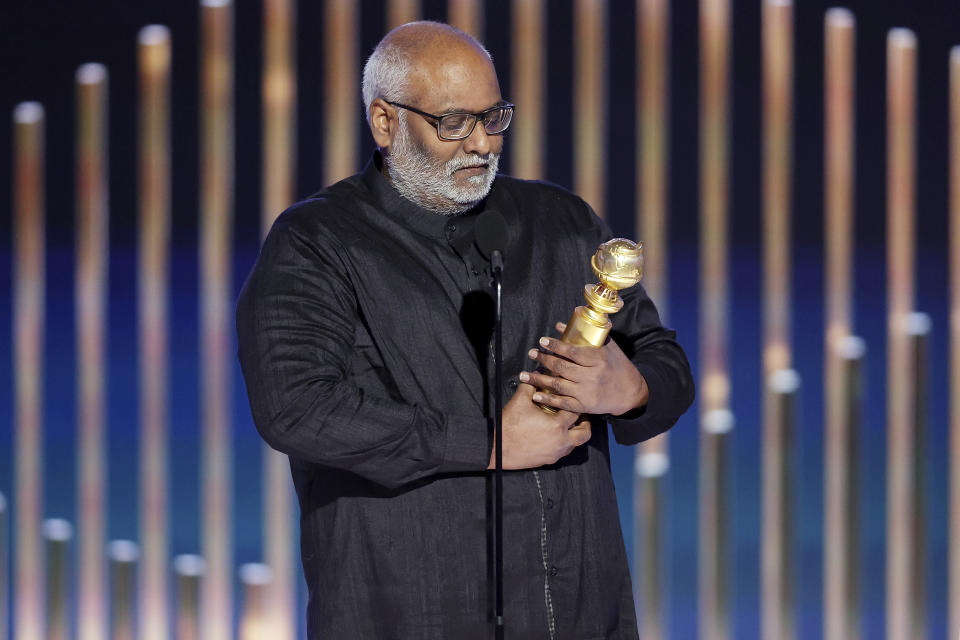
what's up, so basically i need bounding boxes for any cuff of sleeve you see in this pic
[438,415,492,473]
[607,361,668,444]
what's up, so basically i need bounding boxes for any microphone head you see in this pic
[475,210,509,262]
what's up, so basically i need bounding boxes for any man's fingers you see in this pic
[568,421,592,446]
[536,336,577,360]
[520,370,569,396]
[537,336,601,366]
[528,350,586,381]
[531,389,584,414]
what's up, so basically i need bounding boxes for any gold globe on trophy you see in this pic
[538,238,644,413]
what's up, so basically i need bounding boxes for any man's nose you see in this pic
[462,120,491,156]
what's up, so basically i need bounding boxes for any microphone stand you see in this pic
[491,249,504,640]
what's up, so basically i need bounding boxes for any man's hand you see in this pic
[488,382,591,470]
[519,322,650,416]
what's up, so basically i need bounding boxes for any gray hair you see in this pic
[361,21,492,124]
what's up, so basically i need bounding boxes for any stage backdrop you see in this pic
[0,1,957,639]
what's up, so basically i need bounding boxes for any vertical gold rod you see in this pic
[262,0,296,233]
[261,0,297,638]
[75,61,109,640]
[700,410,733,640]
[949,44,960,640]
[323,0,358,186]
[823,9,857,640]
[387,0,420,30]
[823,9,855,369]
[200,1,234,638]
[698,0,731,415]
[885,28,917,640]
[834,337,866,640]
[108,540,139,640]
[510,0,544,180]
[448,0,483,39]
[12,100,45,640]
[573,0,606,216]
[0,493,6,640]
[238,564,273,640]
[905,313,930,640]
[43,520,73,640]
[698,0,731,635]
[634,1,670,636]
[636,0,669,315]
[137,25,171,640]
[760,3,793,640]
[174,555,205,640]
[763,370,799,640]
[762,0,793,375]
[634,454,668,640]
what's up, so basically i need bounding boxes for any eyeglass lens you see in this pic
[439,106,513,139]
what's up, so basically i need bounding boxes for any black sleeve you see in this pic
[236,212,491,489]
[607,280,696,445]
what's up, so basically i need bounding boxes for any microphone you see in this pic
[475,208,508,636]
[474,210,508,274]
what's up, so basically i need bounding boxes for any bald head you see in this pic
[384,20,489,59]
[361,21,496,122]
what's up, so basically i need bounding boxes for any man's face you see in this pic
[383,48,505,214]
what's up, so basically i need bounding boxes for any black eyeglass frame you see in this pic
[385,100,515,141]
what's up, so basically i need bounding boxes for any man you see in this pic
[237,21,694,639]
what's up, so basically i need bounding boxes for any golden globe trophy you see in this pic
[537,238,644,414]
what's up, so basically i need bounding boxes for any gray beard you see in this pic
[385,114,500,216]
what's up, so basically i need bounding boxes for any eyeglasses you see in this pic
[386,100,515,141]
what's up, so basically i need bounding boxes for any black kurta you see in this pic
[236,154,694,639]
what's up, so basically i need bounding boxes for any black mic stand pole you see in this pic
[492,249,504,640]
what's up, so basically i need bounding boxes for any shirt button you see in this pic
[472,268,479,276]
[545,498,554,509]
[549,566,559,577]
[508,378,518,389]
[447,223,457,233]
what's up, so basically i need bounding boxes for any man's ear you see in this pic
[368,98,396,151]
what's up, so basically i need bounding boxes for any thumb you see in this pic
[514,381,537,397]
[568,420,592,446]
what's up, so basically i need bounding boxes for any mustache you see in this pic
[446,153,497,172]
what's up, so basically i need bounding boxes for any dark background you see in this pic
[0,0,957,637]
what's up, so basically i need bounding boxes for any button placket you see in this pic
[531,470,557,637]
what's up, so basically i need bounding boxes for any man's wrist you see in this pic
[611,371,649,418]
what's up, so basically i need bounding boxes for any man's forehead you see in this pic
[406,55,502,110]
